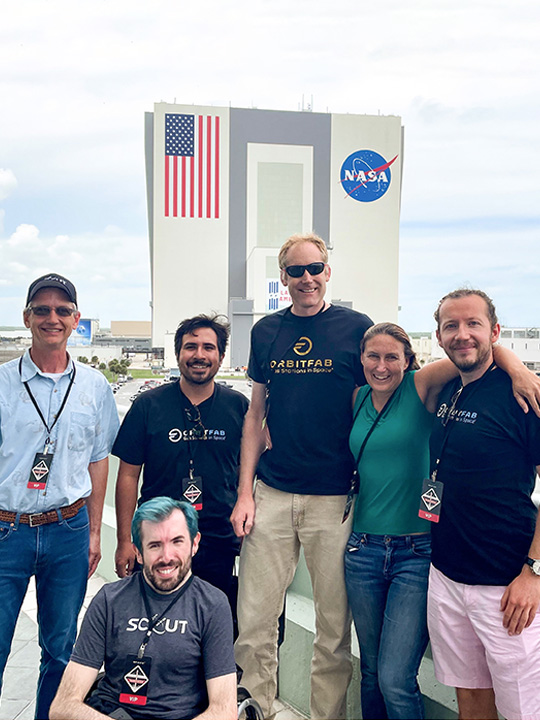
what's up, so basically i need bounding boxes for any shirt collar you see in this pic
[20,349,75,383]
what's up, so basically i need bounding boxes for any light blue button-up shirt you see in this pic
[0,350,120,513]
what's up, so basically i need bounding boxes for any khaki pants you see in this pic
[235,481,353,719]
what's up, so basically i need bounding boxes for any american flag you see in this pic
[164,113,220,219]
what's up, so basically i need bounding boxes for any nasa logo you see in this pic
[340,150,398,203]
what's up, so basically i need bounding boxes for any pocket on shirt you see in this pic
[68,412,95,452]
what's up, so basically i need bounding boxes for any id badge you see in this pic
[182,476,203,511]
[418,478,444,523]
[27,453,53,490]
[119,654,152,706]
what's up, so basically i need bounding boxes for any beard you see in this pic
[143,556,192,594]
[447,341,493,375]
[179,361,217,386]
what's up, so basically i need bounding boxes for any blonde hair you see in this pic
[278,233,328,269]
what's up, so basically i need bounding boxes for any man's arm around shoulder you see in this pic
[49,661,104,719]
[230,380,268,538]
[194,672,237,720]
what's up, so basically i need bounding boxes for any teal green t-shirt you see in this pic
[350,371,433,535]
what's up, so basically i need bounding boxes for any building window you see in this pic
[257,162,303,247]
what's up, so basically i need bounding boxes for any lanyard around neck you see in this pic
[352,385,399,469]
[19,357,76,437]
[431,362,496,481]
[138,573,193,658]
[180,384,216,475]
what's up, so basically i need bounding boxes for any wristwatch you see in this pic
[526,557,540,576]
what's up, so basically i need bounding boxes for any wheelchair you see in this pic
[85,674,264,719]
[237,685,264,719]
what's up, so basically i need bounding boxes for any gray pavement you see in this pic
[0,573,108,720]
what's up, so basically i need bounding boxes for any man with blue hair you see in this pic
[50,497,237,720]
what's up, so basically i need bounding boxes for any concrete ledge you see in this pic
[279,591,458,719]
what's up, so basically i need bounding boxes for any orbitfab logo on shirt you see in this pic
[340,150,398,203]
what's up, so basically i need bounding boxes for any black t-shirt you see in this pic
[249,304,372,495]
[112,383,248,548]
[430,367,540,586]
[72,574,235,720]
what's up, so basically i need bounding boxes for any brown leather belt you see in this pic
[0,498,86,527]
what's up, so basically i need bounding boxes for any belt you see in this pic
[0,498,86,528]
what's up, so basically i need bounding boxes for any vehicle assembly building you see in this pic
[145,103,404,366]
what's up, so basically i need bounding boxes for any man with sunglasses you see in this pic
[112,314,248,624]
[231,233,373,719]
[0,273,119,719]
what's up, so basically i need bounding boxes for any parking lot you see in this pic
[112,376,253,419]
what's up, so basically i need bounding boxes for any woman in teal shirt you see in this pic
[344,322,535,719]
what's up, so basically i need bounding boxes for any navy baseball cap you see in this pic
[26,274,78,306]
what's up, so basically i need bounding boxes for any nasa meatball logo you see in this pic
[340,150,398,203]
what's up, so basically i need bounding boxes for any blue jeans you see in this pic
[344,532,431,720]
[0,506,89,719]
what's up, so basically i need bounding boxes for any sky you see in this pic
[1,0,539,331]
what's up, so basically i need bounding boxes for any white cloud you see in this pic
[0,223,150,325]
[0,0,539,329]
[0,169,17,200]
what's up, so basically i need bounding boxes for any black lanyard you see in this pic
[265,303,327,377]
[138,573,193,659]
[352,386,400,470]
[19,357,76,443]
[180,384,216,479]
[263,304,327,420]
[431,362,496,482]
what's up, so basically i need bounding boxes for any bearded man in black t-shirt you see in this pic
[112,314,248,619]
[428,288,540,720]
[231,233,372,720]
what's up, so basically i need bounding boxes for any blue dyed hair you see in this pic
[132,496,199,552]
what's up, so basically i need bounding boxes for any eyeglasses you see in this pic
[284,262,326,278]
[28,305,77,318]
[184,406,207,439]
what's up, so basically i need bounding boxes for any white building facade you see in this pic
[145,103,404,367]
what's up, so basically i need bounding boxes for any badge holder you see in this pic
[418,476,444,523]
[120,655,152,707]
[28,439,53,490]
[182,473,203,511]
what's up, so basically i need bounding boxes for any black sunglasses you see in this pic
[442,386,463,427]
[284,262,326,278]
[184,406,206,439]
[28,305,77,318]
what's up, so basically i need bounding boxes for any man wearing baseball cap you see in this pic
[0,273,119,719]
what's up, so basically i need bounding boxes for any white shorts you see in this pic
[427,565,540,720]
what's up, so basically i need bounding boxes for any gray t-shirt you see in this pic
[71,574,235,719]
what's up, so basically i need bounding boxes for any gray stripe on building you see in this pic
[228,108,331,300]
